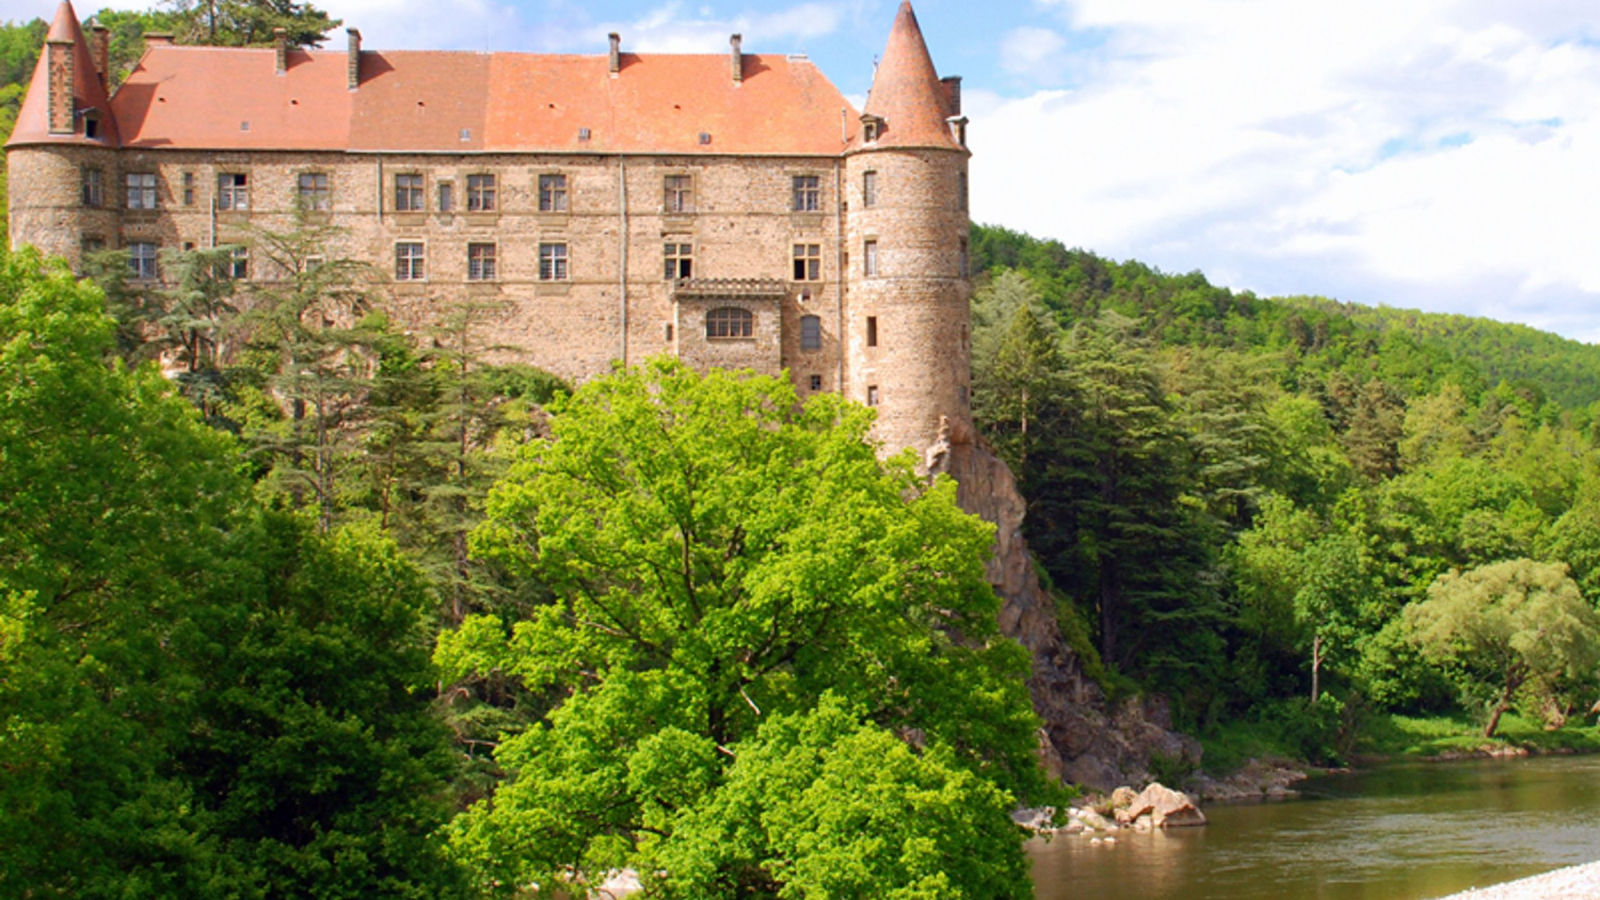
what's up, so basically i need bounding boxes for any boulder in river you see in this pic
[1124,782,1207,828]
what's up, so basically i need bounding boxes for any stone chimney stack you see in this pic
[730,33,743,84]
[941,75,961,116]
[608,32,621,74]
[346,28,361,90]
[90,21,109,88]
[46,35,73,134]
[274,27,288,74]
[143,32,173,46]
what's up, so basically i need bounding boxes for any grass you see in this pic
[1198,717,1299,775]
[1356,712,1600,758]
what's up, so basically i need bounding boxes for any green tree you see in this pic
[440,359,1042,898]
[1405,559,1600,737]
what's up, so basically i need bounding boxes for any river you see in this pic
[1029,754,1600,900]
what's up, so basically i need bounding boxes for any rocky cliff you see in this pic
[927,416,1201,793]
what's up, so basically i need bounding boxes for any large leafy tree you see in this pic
[1405,559,1600,737]
[440,359,1042,898]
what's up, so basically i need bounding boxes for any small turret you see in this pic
[843,1,972,460]
[9,0,120,147]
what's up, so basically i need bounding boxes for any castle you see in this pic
[6,0,973,458]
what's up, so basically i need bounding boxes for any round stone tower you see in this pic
[6,0,121,265]
[844,1,971,460]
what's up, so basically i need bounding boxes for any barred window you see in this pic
[126,172,158,210]
[664,242,692,280]
[539,243,569,281]
[468,243,496,281]
[297,173,331,211]
[182,172,194,206]
[706,306,753,339]
[394,174,424,211]
[862,170,877,208]
[792,243,821,281]
[77,168,102,208]
[217,173,248,211]
[229,246,249,280]
[467,174,496,212]
[808,374,822,391]
[800,314,822,351]
[664,175,693,213]
[438,181,454,212]
[958,170,969,211]
[395,242,425,280]
[866,384,880,407]
[864,239,879,277]
[127,241,158,280]
[539,174,568,212]
[960,238,969,278]
[791,175,820,211]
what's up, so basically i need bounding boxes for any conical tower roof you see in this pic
[7,0,120,147]
[858,1,960,152]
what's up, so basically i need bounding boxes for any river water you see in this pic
[1030,755,1600,900]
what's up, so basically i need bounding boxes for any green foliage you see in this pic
[1405,559,1600,737]
[445,359,1042,898]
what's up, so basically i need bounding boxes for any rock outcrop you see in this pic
[927,418,1201,792]
[1119,783,1206,828]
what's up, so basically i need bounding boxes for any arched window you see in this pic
[706,307,753,339]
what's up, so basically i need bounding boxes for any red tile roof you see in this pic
[13,13,864,156]
[858,1,962,153]
[8,0,121,148]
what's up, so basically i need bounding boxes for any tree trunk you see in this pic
[1310,633,1322,704]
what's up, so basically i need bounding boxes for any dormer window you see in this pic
[82,112,100,140]
[861,114,884,142]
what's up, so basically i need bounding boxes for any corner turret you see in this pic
[844,1,972,460]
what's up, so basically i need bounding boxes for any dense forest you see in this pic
[969,224,1600,761]
[5,5,1600,898]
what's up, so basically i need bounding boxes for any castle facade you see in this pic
[7,0,972,457]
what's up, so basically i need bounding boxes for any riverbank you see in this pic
[1427,861,1600,900]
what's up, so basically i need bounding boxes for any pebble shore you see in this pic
[1430,862,1600,900]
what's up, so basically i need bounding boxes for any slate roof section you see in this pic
[8,0,121,147]
[858,1,962,153]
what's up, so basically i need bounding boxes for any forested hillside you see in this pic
[970,223,1600,763]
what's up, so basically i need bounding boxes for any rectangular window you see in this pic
[182,172,195,207]
[791,175,820,212]
[800,314,822,351]
[959,238,969,278]
[958,170,969,211]
[229,246,248,280]
[127,241,158,280]
[664,242,693,280]
[126,172,158,210]
[808,374,822,391]
[394,174,424,212]
[468,242,496,281]
[663,174,693,213]
[81,168,103,207]
[395,242,425,281]
[217,173,248,211]
[867,316,878,347]
[297,172,331,211]
[438,182,454,212]
[864,240,879,277]
[539,174,568,212]
[792,243,821,281]
[867,385,879,407]
[466,174,496,212]
[862,170,877,208]
[539,243,569,281]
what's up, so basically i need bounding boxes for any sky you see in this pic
[9,0,1600,342]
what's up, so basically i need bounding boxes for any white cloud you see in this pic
[973,0,1600,337]
[999,26,1066,83]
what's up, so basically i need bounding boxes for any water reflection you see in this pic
[1030,755,1600,900]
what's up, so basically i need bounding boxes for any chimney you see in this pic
[941,75,962,116]
[608,32,620,74]
[91,21,110,88]
[143,32,174,46]
[346,28,361,90]
[46,36,73,135]
[730,33,743,84]
[274,28,288,75]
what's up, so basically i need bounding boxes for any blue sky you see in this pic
[11,0,1600,342]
